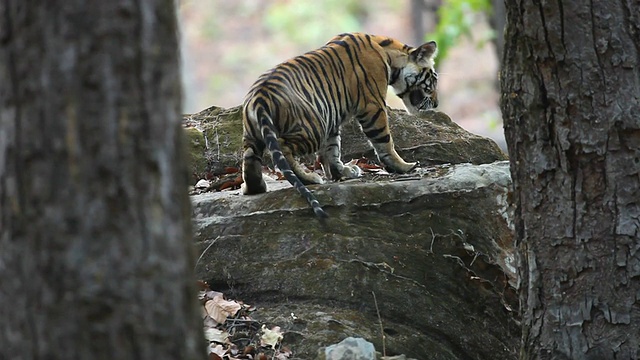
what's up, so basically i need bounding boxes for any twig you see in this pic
[372,291,386,358]
[344,259,426,289]
[215,126,220,159]
[450,229,465,240]
[195,236,220,270]
[203,127,210,149]
[469,252,479,267]
[442,254,467,269]
[429,227,436,253]
[271,341,279,360]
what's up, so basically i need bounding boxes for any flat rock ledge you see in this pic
[191,160,520,360]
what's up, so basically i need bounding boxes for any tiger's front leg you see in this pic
[320,131,362,181]
[357,105,417,173]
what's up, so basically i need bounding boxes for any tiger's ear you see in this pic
[410,41,437,65]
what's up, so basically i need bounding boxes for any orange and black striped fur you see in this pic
[242,32,439,217]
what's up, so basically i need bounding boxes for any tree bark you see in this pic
[0,1,203,359]
[501,1,640,359]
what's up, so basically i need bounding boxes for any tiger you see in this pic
[241,32,439,218]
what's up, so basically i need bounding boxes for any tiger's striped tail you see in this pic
[258,112,328,218]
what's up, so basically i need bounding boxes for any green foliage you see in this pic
[427,0,493,61]
[264,0,367,46]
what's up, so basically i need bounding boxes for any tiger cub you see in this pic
[241,33,438,218]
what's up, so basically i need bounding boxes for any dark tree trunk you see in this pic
[501,1,640,359]
[0,1,203,359]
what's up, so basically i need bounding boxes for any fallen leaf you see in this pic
[243,345,255,356]
[203,315,217,329]
[195,179,211,189]
[205,290,224,300]
[275,346,293,359]
[228,344,239,356]
[204,295,242,324]
[204,328,229,343]
[208,343,226,357]
[347,158,384,172]
[196,280,209,290]
[260,325,283,348]
[218,176,243,191]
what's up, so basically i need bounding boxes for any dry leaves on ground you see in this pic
[198,280,291,360]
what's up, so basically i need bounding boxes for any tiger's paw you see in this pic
[386,161,418,174]
[298,171,325,185]
[242,179,267,195]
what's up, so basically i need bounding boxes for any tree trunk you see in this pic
[501,1,640,359]
[0,1,203,359]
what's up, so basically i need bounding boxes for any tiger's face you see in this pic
[391,40,439,115]
[398,67,438,114]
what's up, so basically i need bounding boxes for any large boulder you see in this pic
[187,105,518,359]
[182,106,507,180]
[192,162,519,359]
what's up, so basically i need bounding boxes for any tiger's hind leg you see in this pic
[281,148,325,185]
[357,105,417,173]
[242,141,267,195]
[320,132,362,181]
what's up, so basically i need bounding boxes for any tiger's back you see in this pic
[241,33,439,218]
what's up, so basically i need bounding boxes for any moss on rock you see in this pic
[183,127,208,180]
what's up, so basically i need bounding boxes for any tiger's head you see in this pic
[392,41,439,115]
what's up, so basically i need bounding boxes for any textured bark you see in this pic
[501,1,640,359]
[0,1,203,359]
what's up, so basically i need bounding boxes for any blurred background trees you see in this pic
[178,0,506,149]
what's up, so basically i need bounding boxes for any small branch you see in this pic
[215,127,220,159]
[442,254,467,269]
[429,227,436,254]
[344,259,427,290]
[469,252,479,266]
[195,236,220,270]
[372,291,386,358]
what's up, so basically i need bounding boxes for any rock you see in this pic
[183,126,209,180]
[323,337,376,360]
[182,105,507,181]
[340,109,507,166]
[192,161,519,359]
[187,104,517,359]
[183,105,244,180]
